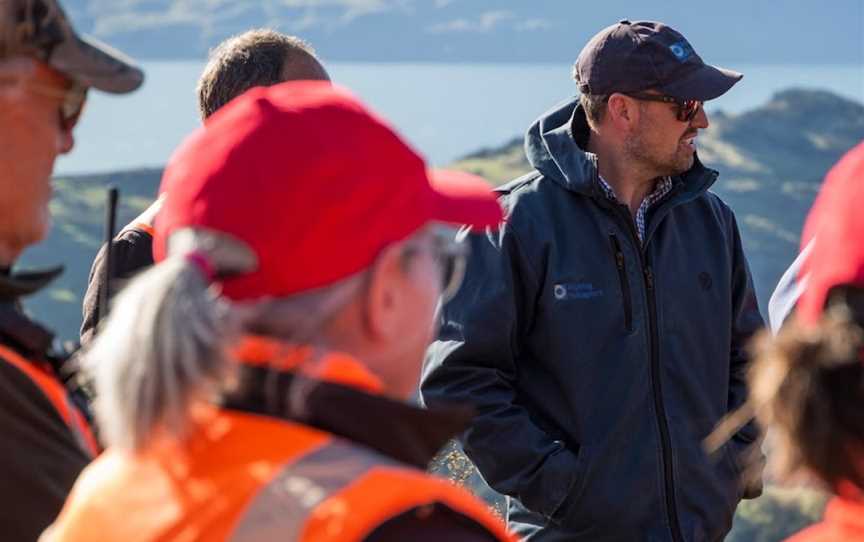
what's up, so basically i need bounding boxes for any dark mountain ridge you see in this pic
[17,88,864,343]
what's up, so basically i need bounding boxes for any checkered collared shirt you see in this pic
[598,176,674,244]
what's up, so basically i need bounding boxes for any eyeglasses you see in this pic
[403,226,469,303]
[0,75,88,131]
[28,81,88,131]
[622,92,703,123]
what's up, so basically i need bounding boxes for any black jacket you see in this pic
[80,226,153,346]
[421,98,764,542]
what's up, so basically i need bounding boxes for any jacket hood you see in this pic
[524,95,719,199]
[525,96,599,196]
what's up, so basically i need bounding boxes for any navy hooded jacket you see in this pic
[421,97,764,542]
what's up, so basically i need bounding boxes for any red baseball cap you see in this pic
[154,81,503,301]
[796,140,864,325]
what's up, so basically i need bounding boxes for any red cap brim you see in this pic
[427,169,504,229]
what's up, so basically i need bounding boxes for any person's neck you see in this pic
[588,134,658,218]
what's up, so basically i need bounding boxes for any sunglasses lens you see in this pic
[60,87,87,131]
[680,100,701,122]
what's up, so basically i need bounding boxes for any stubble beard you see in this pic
[624,121,695,179]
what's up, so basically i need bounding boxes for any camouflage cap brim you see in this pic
[4,0,143,93]
[48,33,143,93]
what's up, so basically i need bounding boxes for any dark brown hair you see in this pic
[578,92,608,129]
[196,29,328,120]
[750,287,864,491]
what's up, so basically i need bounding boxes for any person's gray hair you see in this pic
[86,227,365,450]
[195,28,327,120]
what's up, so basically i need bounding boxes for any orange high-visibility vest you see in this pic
[0,344,98,456]
[42,347,513,542]
[42,408,512,541]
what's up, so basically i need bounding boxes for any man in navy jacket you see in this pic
[422,20,764,541]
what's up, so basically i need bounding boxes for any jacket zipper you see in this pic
[611,206,684,542]
[644,265,684,542]
[608,234,633,332]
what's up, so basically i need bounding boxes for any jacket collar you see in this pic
[0,266,61,361]
[222,340,473,469]
[525,96,719,204]
[0,265,63,301]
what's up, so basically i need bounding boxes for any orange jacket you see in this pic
[786,496,864,541]
[43,343,513,541]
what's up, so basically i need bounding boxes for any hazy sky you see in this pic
[65,0,864,65]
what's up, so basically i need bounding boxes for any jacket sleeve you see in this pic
[767,238,814,335]
[80,229,154,346]
[726,210,766,497]
[420,221,581,522]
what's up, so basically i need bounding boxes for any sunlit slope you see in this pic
[17,89,864,343]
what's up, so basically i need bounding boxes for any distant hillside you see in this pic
[18,168,162,343]
[13,87,862,541]
[16,88,864,345]
[452,88,864,316]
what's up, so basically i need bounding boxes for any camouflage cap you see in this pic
[1,0,143,93]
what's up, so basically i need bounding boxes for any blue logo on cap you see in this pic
[669,40,694,62]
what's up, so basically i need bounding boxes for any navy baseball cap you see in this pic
[1,0,143,93]
[574,20,742,101]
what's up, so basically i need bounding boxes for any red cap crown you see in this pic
[797,140,864,325]
[154,82,502,300]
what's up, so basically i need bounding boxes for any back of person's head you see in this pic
[87,81,502,451]
[196,28,328,120]
[750,141,864,492]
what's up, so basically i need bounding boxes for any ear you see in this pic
[361,243,408,343]
[606,93,639,128]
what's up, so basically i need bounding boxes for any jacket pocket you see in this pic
[548,442,593,526]
[609,234,633,332]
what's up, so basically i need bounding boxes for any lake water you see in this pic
[55,61,863,176]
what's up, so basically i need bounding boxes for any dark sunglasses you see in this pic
[403,226,469,303]
[621,92,703,122]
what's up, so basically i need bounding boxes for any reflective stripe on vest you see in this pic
[0,344,98,457]
[229,438,512,542]
[230,439,395,541]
